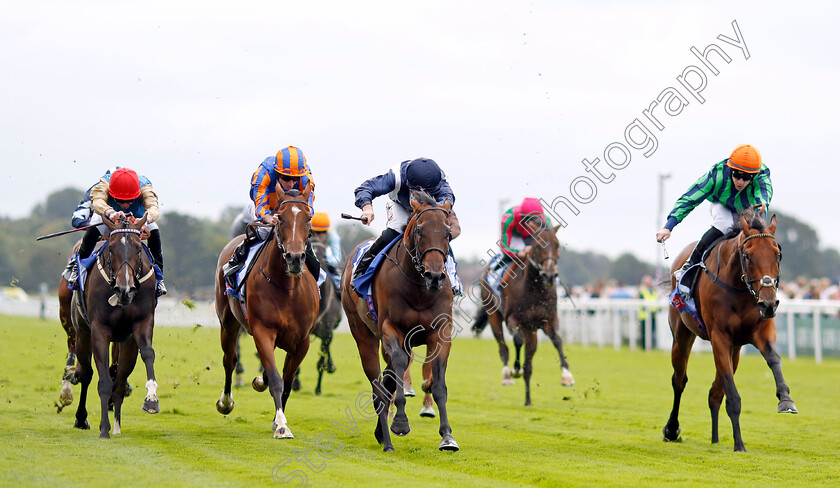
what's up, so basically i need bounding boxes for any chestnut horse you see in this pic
[71,215,159,438]
[477,220,574,405]
[663,209,797,451]
[341,190,458,452]
[214,188,319,439]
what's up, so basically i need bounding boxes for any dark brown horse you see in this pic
[58,241,131,410]
[214,188,319,439]
[71,215,159,438]
[341,190,458,452]
[477,220,574,405]
[663,210,796,451]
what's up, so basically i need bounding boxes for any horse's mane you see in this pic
[411,190,437,207]
[722,208,766,240]
[284,189,302,197]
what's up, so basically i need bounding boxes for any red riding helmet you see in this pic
[109,168,141,200]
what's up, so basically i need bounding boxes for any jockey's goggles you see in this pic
[731,170,755,182]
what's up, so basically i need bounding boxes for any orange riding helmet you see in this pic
[109,168,141,200]
[276,146,309,177]
[312,212,330,232]
[727,144,762,173]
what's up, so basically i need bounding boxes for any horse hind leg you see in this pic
[511,326,525,378]
[522,330,538,406]
[112,339,139,435]
[708,372,725,444]
[419,360,435,418]
[217,321,239,415]
[73,329,93,430]
[710,337,745,451]
[90,329,114,439]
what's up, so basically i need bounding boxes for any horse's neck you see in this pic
[709,235,742,280]
[394,237,423,281]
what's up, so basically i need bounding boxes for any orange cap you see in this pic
[311,212,330,232]
[727,144,762,173]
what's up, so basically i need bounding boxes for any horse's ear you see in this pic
[442,200,452,213]
[767,214,778,234]
[274,181,287,198]
[740,214,751,233]
[103,214,117,232]
[301,181,312,203]
[410,190,422,212]
[553,224,562,234]
[133,214,148,230]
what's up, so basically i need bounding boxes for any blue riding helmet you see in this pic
[405,158,443,192]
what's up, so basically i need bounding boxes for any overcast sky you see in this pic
[2,1,838,274]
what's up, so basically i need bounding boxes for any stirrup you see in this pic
[156,281,167,297]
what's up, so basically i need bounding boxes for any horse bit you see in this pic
[739,232,782,303]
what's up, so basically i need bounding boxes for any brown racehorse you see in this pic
[341,190,458,452]
[663,209,797,452]
[71,215,159,438]
[214,188,319,439]
[477,220,574,405]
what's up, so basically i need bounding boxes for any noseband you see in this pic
[405,206,451,276]
[739,232,782,303]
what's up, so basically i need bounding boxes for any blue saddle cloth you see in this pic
[668,263,707,333]
[224,239,267,301]
[350,235,403,321]
[70,242,162,294]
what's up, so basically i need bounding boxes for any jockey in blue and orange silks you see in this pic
[222,146,321,288]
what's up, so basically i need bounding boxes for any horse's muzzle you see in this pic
[423,271,445,292]
[757,299,779,319]
[284,252,305,276]
[113,285,136,307]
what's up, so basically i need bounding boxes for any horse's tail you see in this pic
[471,306,489,336]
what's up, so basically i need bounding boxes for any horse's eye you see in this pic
[744,254,750,262]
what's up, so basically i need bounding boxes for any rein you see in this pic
[262,197,311,287]
[96,228,154,288]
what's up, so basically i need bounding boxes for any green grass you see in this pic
[1,314,838,487]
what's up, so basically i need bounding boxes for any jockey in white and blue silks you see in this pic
[351,157,462,291]
[70,167,120,229]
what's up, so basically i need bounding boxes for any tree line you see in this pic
[2,187,838,297]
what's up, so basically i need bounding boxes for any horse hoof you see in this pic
[234,374,244,388]
[778,401,798,414]
[99,432,110,439]
[274,426,294,439]
[421,380,432,394]
[404,387,415,397]
[662,425,681,442]
[315,387,322,396]
[216,400,234,415]
[125,382,133,397]
[561,368,575,387]
[501,378,515,386]
[142,399,159,414]
[390,417,411,437]
[74,419,90,430]
[59,382,74,407]
[291,378,301,392]
[512,369,523,379]
[252,377,267,392]
[419,405,436,418]
[383,445,394,453]
[439,436,459,451]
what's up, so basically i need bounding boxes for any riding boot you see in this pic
[675,226,724,283]
[65,227,101,288]
[223,232,261,288]
[305,241,322,280]
[147,229,167,297]
[352,227,400,283]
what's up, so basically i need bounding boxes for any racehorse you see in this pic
[71,215,159,438]
[58,241,132,410]
[214,188,319,439]
[291,238,343,395]
[475,219,574,405]
[341,190,458,452]
[663,209,797,452]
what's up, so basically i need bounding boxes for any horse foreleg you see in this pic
[90,326,113,439]
[217,322,239,415]
[487,310,513,384]
[710,335,744,451]
[663,314,696,443]
[429,340,458,451]
[381,329,411,438]
[510,319,524,378]
[544,319,574,386]
[522,330,538,406]
[134,318,159,415]
[112,338,139,435]
[754,337,798,414]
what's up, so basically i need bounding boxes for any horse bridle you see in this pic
[271,198,311,255]
[404,206,451,276]
[739,232,782,302]
[97,228,154,288]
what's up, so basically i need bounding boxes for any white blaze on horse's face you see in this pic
[290,206,300,240]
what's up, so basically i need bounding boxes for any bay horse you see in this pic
[663,209,797,452]
[291,238,343,395]
[58,241,132,410]
[341,190,458,452]
[476,219,574,405]
[71,215,159,438]
[214,188,319,439]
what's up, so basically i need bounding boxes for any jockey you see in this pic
[351,157,461,284]
[70,166,120,228]
[656,144,772,286]
[222,146,321,288]
[62,167,166,297]
[496,197,553,270]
